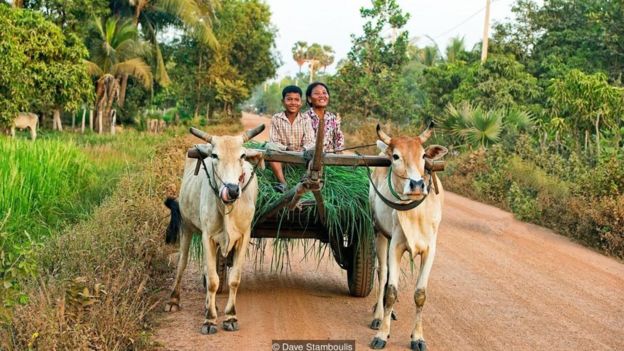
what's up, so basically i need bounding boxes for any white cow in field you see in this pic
[369,123,447,351]
[164,125,265,334]
[10,112,38,140]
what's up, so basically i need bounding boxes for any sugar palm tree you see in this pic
[443,102,503,149]
[86,17,152,134]
[292,41,308,73]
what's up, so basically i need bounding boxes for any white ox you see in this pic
[10,112,38,140]
[369,123,447,351]
[164,125,264,334]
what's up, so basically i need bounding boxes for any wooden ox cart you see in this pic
[189,116,390,297]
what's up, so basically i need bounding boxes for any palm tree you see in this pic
[418,46,439,66]
[319,45,335,72]
[445,36,465,63]
[292,41,308,73]
[86,17,152,134]
[114,0,219,103]
[442,102,503,149]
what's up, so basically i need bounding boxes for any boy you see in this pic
[268,85,315,192]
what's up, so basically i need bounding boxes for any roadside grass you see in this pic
[0,130,170,323]
[2,123,242,350]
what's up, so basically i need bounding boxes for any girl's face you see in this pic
[308,85,329,108]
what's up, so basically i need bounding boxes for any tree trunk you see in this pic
[89,109,94,131]
[81,107,86,134]
[111,109,117,135]
[118,74,129,107]
[97,109,103,134]
[53,109,63,132]
[72,110,76,129]
[595,114,601,157]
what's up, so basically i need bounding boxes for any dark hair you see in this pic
[305,82,330,106]
[282,85,303,99]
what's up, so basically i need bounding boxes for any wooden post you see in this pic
[480,0,491,63]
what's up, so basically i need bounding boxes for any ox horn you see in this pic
[419,120,435,143]
[376,124,392,145]
[190,127,212,143]
[242,124,266,142]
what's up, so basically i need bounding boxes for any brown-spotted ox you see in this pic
[10,112,38,140]
[164,125,264,334]
[368,123,447,350]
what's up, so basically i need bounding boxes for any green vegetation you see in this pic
[0,131,168,321]
[0,5,92,126]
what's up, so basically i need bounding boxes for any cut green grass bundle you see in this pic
[252,164,375,270]
[188,144,375,271]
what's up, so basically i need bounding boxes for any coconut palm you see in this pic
[111,0,219,104]
[418,46,439,66]
[86,17,152,134]
[445,36,465,63]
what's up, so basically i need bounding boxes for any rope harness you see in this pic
[366,165,433,211]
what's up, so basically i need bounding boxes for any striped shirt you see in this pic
[305,109,345,152]
[269,111,316,151]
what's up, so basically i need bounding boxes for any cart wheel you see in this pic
[202,253,228,294]
[347,234,375,297]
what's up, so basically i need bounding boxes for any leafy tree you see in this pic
[164,0,277,117]
[18,0,110,39]
[492,0,624,82]
[330,0,414,121]
[547,69,624,156]
[0,5,92,127]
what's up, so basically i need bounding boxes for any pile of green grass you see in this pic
[251,163,375,270]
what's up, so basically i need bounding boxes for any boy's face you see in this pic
[283,92,302,114]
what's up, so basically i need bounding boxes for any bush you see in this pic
[444,141,623,259]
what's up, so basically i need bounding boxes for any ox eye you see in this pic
[392,154,400,160]
[211,153,218,160]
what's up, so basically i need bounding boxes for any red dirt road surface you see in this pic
[154,114,624,350]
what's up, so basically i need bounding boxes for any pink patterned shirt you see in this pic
[305,109,345,152]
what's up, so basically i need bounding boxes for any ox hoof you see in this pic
[410,339,427,351]
[222,319,239,331]
[391,311,398,320]
[369,337,386,349]
[370,319,381,330]
[200,323,218,335]
[164,302,179,312]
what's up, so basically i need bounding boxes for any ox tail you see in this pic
[164,197,181,244]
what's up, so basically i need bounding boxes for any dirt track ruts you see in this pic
[154,113,624,350]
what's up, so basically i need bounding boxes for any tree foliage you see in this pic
[0,5,92,126]
[164,0,277,117]
[330,0,415,121]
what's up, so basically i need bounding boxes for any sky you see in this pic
[265,0,525,78]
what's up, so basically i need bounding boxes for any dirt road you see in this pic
[155,114,624,350]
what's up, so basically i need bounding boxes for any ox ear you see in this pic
[245,149,265,170]
[376,140,388,153]
[424,145,448,160]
